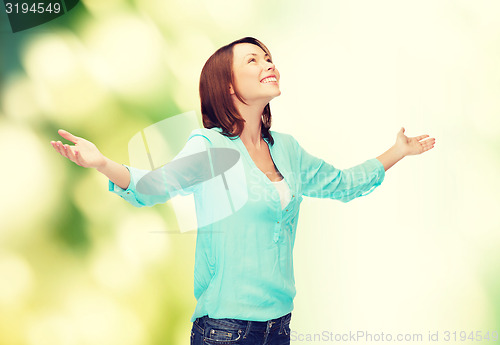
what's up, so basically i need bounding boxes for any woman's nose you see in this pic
[264,60,275,70]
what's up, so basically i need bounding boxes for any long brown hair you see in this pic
[199,37,274,145]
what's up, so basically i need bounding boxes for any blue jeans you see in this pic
[190,312,291,345]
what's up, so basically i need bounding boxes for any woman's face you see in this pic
[231,43,281,105]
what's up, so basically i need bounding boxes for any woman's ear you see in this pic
[229,84,235,95]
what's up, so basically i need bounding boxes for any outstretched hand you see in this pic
[395,127,436,157]
[50,129,106,169]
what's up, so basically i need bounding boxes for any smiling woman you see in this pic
[50,36,435,345]
[199,37,279,145]
[230,42,281,103]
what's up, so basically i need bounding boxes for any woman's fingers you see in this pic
[60,143,67,156]
[65,145,80,165]
[74,151,85,166]
[64,145,80,164]
[51,141,65,157]
[420,138,435,152]
[50,140,88,166]
[51,141,71,160]
[422,138,435,145]
[61,143,71,160]
[415,134,429,141]
[58,129,79,144]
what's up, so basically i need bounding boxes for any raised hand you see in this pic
[50,129,106,169]
[395,127,436,157]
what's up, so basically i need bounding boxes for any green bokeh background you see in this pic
[1,1,500,344]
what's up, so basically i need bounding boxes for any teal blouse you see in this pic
[109,127,386,322]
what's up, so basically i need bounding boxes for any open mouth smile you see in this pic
[260,76,278,83]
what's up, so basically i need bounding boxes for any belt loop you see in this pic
[198,316,204,332]
[244,321,252,339]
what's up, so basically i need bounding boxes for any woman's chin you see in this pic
[271,91,281,100]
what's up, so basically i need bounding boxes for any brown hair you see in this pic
[199,37,274,145]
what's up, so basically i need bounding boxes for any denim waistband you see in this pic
[196,312,291,332]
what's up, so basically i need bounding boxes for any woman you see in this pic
[51,37,435,344]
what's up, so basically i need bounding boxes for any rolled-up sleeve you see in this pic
[109,130,212,207]
[108,165,166,207]
[294,138,385,202]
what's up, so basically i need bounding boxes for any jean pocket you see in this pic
[283,316,291,336]
[204,326,243,344]
[283,322,290,336]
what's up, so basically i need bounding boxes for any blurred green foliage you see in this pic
[2,1,500,344]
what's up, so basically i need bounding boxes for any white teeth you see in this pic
[261,77,277,83]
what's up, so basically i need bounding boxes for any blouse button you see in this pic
[286,209,288,212]
[277,221,280,224]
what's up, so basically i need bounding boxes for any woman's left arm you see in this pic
[376,127,436,171]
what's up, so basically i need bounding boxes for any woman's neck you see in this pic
[234,100,267,148]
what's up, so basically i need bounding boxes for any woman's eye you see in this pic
[247,57,272,64]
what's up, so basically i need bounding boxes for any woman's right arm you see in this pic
[50,129,130,189]
[96,157,130,190]
[51,128,214,208]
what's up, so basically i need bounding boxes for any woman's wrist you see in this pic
[376,144,406,171]
[96,156,110,172]
[391,144,407,160]
[96,157,130,190]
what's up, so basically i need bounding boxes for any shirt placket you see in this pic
[235,136,294,244]
[269,145,296,244]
